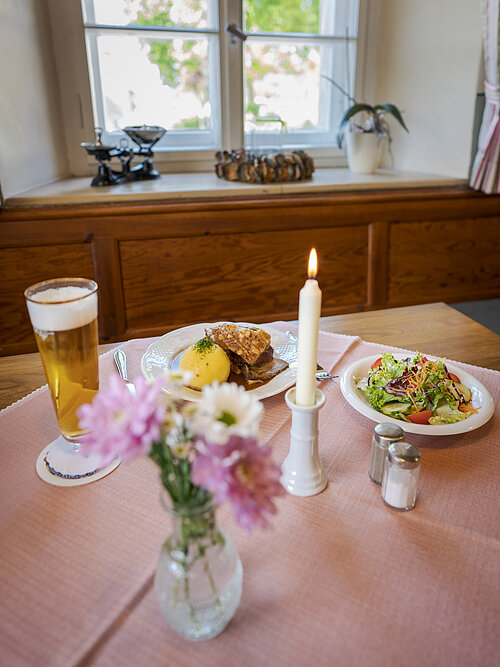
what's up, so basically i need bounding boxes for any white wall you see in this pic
[0,0,69,200]
[374,0,483,177]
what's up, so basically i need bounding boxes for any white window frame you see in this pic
[47,0,378,176]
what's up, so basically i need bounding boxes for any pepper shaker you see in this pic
[369,423,405,484]
[381,441,421,511]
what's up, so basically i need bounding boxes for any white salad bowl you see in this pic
[340,354,494,436]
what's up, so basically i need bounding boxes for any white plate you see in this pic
[340,354,494,436]
[141,322,298,401]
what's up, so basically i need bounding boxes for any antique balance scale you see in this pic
[81,125,166,186]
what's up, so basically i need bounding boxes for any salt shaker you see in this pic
[381,442,421,511]
[369,423,405,484]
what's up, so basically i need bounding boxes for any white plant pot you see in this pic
[345,132,385,174]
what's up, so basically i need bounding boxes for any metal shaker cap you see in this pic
[387,441,421,468]
[374,422,405,443]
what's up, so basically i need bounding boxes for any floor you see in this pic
[449,299,500,336]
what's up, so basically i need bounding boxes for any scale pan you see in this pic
[123,125,166,146]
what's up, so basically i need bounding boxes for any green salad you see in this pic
[356,352,477,425]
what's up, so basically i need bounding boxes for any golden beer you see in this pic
[25,279,99,443]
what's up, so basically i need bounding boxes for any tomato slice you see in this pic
[407,409,433,425]
[371,357,383,370]
[448,372,461,383]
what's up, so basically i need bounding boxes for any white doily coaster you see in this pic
[36,435,120,487]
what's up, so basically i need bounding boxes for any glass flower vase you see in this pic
[154,493,243,641]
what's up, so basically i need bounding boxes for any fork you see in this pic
[285,332,338,380]
[315,370,339,380]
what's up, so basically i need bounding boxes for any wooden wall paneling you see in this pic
[319,225,368,313]
[1,186,499,355]
[0,196,371,261]
[91,237,126,340]
[119,225,368,336]
[387,216,500,306]
[367,221,389,307]
[2,186,498,228]
[0,243,95,355]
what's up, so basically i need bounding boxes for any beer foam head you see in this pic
[26,286,98,332]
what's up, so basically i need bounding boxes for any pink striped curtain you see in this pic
[470,0,500,194]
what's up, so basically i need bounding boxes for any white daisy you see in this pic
[193,381,263,445]
[163,409,183,431]
[162,369,193,399]
[168,438,195,460]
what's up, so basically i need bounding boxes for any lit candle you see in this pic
[295,248,322,406]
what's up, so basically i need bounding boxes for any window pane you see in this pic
[244,38,355,148]
[87,31,216,137]
[242,1,360,150]
[243,0,359,37]
[82,0,214,30]
[244,0,320,34]
[245,41,321,131]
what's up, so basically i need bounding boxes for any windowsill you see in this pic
[4,168,467,207]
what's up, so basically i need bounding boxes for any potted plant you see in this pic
[323,75,409,174]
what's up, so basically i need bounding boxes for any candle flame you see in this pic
[308,248,318,279]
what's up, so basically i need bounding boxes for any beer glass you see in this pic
[25,278,118,483]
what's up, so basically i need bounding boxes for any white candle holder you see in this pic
[281,387,328,497]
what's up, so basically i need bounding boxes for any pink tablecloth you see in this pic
[1,324,499,667]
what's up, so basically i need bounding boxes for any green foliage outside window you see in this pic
[244,0,319,33]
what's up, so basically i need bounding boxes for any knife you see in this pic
[113,349,136,394]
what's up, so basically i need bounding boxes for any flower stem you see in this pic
[182,563,198,625]
[203,556,221,608]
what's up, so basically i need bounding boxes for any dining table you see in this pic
[1,302,498,666]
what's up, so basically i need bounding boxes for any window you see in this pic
[52,1,369,173]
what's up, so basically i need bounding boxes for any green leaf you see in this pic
[373,104,409,132]
[340,103,376,125]
[337,103,376,147]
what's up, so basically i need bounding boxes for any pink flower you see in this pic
[191,435,284,532]
[77,375,166,466]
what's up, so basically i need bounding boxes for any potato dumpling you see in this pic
[179,338,230,389]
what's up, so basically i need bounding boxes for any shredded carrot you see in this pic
[408,393,418,409]
[459,403,480,414]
